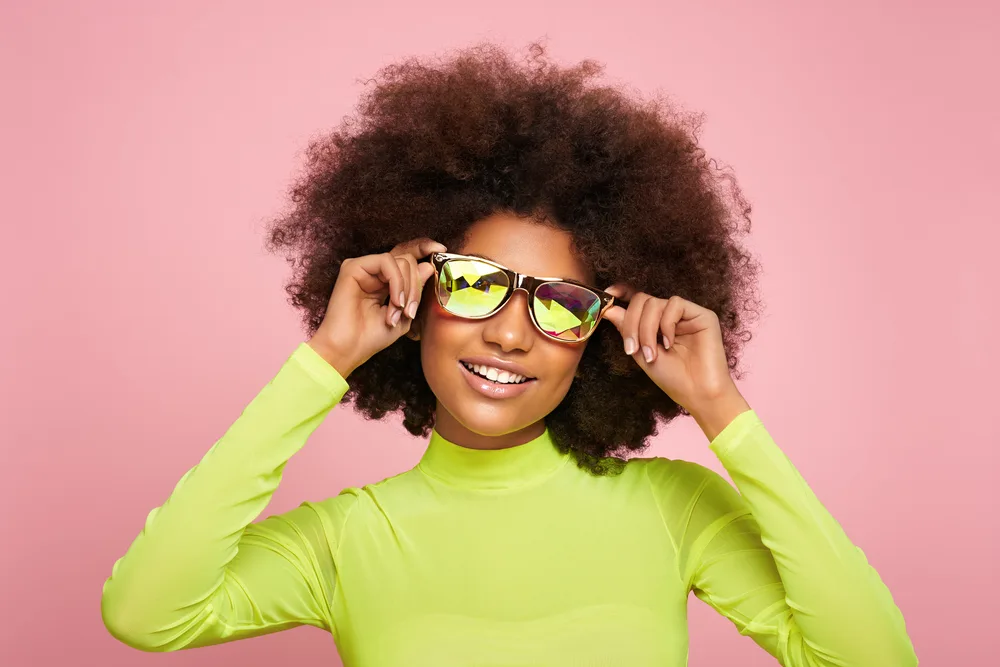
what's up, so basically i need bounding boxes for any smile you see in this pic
[458,361,537,399]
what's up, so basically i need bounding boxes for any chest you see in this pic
[330,488,690,666]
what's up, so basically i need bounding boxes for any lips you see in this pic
[458,356,536,380]
[458,361,536,399]
[460,361,532,385]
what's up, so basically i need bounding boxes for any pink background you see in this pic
[2,1,997,665]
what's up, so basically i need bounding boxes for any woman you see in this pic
[100,42,917,665]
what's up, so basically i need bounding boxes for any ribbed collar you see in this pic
[418,426,571,491]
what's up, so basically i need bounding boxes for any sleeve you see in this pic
[100,342,359,652]
[646,409,917,667]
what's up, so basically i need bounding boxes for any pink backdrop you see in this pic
[2,1,996,665]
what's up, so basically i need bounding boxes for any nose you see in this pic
[481,288,535,352]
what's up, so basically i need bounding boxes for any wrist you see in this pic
[688,386,751,444]
[306,337,356,379]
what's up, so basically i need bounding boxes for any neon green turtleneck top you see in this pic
[101,342,917,666]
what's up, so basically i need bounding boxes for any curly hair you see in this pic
[263,40,763,475]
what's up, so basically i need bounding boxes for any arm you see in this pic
[648,407,917,666]
[101,342,357,652]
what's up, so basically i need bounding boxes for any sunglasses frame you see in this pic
[428,252,618,344]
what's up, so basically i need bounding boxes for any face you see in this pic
[412,211,596,450]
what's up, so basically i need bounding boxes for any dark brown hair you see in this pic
[263,41,762,475]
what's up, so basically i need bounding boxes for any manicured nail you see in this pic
[642,345,653,363]
[399,292,405,308]
[406,302,418,319]
[391,308,401,326]
[662,335,670,349]
[624,337,637,355]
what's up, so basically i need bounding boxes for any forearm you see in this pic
[693,399,917,666]
[101,343,349,650]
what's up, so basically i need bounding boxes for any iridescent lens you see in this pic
[533,282,602,341]
[438,259,510,317]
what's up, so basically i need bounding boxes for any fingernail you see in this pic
[662,335,670,349]
[624,337,637,355]
[406,302,417,319]
[391,308,401,326]
[399,292,405,307]
[642,345,653,363]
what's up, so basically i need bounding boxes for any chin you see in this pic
[445,400,535,437]
[438,387,545,439]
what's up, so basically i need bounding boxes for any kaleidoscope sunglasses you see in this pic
[428,252,620,343]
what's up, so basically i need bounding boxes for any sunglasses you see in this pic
[428,252,619,343]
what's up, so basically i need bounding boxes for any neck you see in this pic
[420,413,568,491]
[432,402,546,450]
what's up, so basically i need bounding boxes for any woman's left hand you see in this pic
[602,285,738,414]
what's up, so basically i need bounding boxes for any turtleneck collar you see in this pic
[417,425,571,491]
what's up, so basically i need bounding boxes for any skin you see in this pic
[308,210,751,451]
[407,211,596,451]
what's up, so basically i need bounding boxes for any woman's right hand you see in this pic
[307,237,447,377]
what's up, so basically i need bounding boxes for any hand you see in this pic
[601,285,739,414]
[307,238,446,377]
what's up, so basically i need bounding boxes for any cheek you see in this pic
[418,310,471,381]
[420,304,463,349]
[537,343,586,385]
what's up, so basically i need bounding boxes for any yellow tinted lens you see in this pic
[437,259,510,316]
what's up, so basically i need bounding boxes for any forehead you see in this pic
[457,213,593,284]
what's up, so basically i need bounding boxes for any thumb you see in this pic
[601,304,626,335]
[602,283,633,338]
[416,261,436,287]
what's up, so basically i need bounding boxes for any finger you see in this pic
[602,283,634,316]
[659,297,683,349]
[603,282,636,301]
[374,253,407,326]
[415,260,437,309]
[661,296,712,347]
[621,293,649,357]
[346,255,389,297]
[638,297,668,362]
[398,254,420,319]
[601,304,626,334]
[391,237,448,261]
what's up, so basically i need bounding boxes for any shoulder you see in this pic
[629,455,721,486]
[629,456,744,509]
[297,491,363,544]
[303,467,424,524]
[305,489,363,519]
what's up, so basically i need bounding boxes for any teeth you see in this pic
[463,362,530,384]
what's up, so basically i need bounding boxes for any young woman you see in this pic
[101,42,917,666]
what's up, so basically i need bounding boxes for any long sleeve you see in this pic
[101,342,358,652]
[647,410,917,667]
